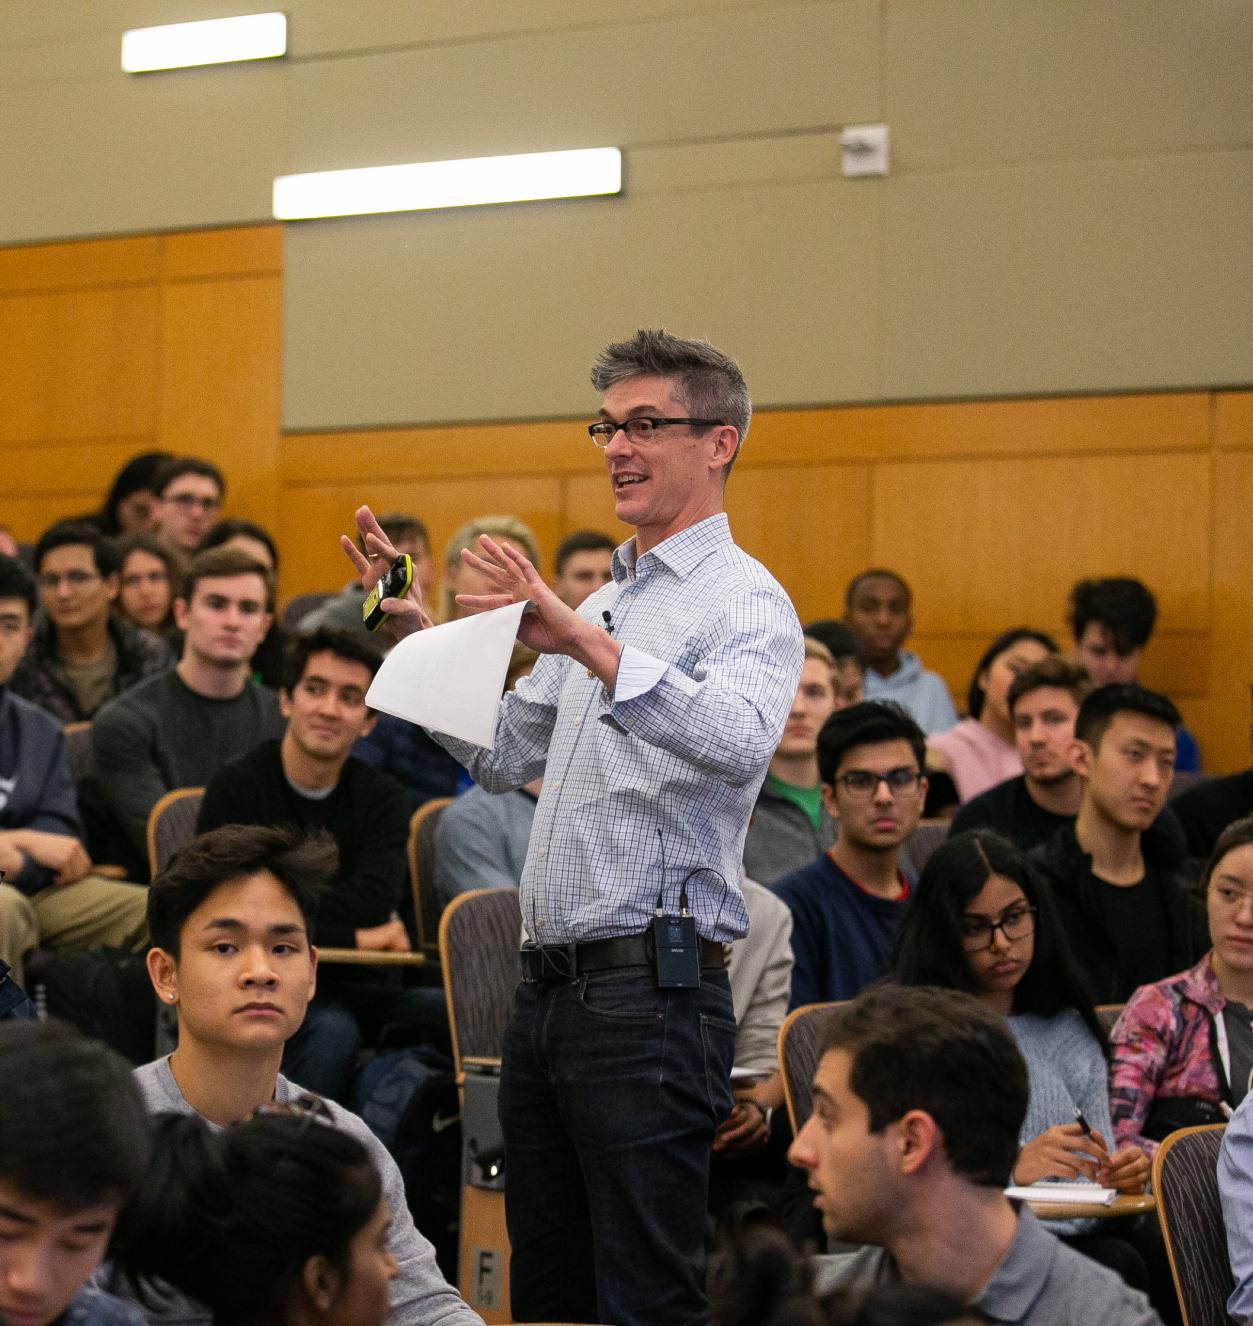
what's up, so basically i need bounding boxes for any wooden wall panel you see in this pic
[871,454,1210,635]
[1211,451,1253,774]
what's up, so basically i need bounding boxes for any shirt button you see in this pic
[553,781,561,790]
[538,848,546,858]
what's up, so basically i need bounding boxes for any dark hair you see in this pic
[111,1111,381,1324]
[590,328,751,471]
[966,628,1058,720]
[1006,655,1091,717]
[819,984,1027,1188]
[147,824,336,956]
[33,520,120,578]
[97,451,174,535]
[153,456,226,501]
[1068,577,1157,653]
[1203,814,1253,891]
[802,619,861,663]
[181,545,275,612]
[1074,682,1181,751]
[816,701,926,787]
[0,554,36,617]
[202,518,279,571]
[844,569,912,612]
[713,1227,972,1326]
[117,533,182,599]
[892,830,1106,1049]
[0,1020,151,1210]
[554,529,616,577]
[282,626,383,693]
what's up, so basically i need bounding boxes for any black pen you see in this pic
[1072,1106,1093,1137]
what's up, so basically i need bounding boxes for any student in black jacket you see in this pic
[1031,684,1207,1004]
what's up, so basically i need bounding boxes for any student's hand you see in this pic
[355,918,413,952]
[6,830,91,885]
[713,1100,770,1155]
[1102,1145,1151,1193]
[0,835,25,878]
[341,505,434,644]
[1012,1123,1108,1184]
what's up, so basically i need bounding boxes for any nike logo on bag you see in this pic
[431,1111,459,1134]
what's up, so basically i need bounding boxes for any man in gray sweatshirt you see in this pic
[127,822,480,1326]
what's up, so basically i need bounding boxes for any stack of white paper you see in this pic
[1004,1183,1117,1206]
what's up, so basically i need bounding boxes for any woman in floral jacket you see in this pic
[1110,814,1253,1155]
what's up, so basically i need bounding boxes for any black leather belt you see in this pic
[520,933,726,982]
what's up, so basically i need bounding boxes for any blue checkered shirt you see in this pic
[436,514,803,944]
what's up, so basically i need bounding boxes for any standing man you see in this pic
[346,329,804,1326]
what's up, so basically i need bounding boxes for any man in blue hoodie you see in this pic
[845,569,958,736]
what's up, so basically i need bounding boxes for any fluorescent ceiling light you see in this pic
[272,147,623,221]
[122,12,287,73]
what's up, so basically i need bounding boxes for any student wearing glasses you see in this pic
[150,457,225,569]
[771,701,928,1008]
[892,830,1160,1299]
[1111,815,1253,1155]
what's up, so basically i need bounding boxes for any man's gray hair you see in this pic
[590,329,752,470]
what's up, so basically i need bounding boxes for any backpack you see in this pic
[351,1046,462,1277]
[38,946,156,1064]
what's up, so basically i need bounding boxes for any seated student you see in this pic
[133,822,480,1326]
[1222,1099,1253,1326]
[1173,758,1253,862]
[201,517,287,688]
[892,831,1152,1289]
[197,627,413,1101]
[927,629,1057,806]
[0,556,148,986]
[1111,815,1253,1153]
[792,985,1161,1325]
[1031,684,1207,1003]
[948,657,1093,850]
[772,701,927,1008]
[551,529,615,609]
[115,534,180,641]
[432,643,539,903]
[843,569,957,736]
[111,1111,396,1326]
[89,546,283,876]
[0,1020,153,1326]
[81,450,172,538]
[743,637,842,886]
[1069,577,1200,772]
[801,620,865,709]
[301,512,438,636]
[150,457,224,569]
[10,521,172,723]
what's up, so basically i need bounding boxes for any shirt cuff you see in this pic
[612,644,669,703]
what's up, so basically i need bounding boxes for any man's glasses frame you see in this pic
[587,417,724,448]
[832,767,922,799]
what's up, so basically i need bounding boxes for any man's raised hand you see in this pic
[339,505,432,643]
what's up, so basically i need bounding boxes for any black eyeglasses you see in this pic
[959,905,1037,952]
[587,417,724,447]
[833,767,922,799]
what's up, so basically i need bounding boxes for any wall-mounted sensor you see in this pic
[839,124,889,178]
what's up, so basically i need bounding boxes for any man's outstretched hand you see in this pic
[340,505,433,644]
[457,536,621,689]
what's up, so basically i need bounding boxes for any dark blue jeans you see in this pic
[499,965,736,1326]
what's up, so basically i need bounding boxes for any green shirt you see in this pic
[762,772,823,835]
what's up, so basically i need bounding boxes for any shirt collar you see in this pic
[975,1206,1057,1322]
[611,513,731,585]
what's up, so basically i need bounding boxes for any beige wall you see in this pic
[2,1,1249,424]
